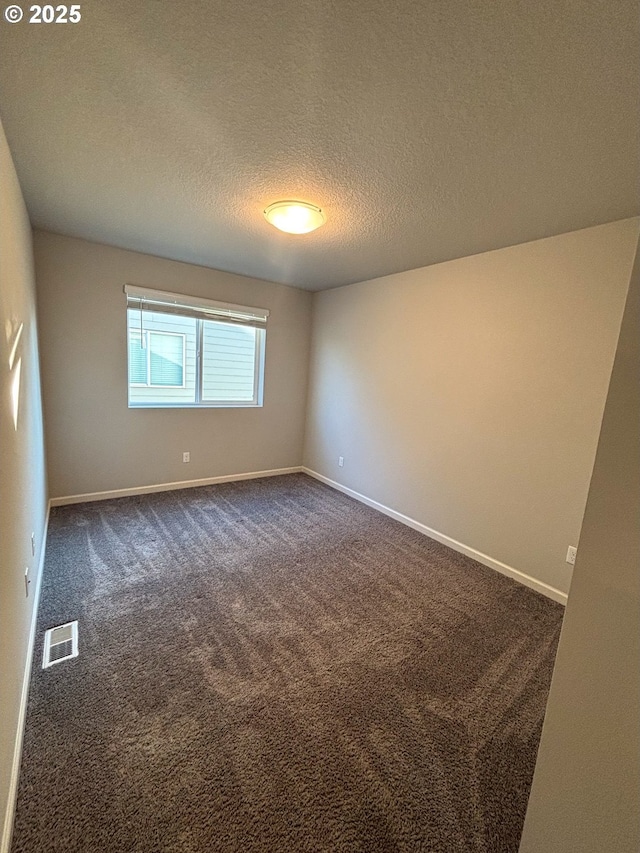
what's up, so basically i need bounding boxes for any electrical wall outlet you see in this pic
[24,567,30,597]
[566,545,577,565]
[338,456,344,467]
[182,452,190,463]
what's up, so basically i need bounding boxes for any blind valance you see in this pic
[124,285,270,329]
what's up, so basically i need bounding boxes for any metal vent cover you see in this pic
[43,621,78,669]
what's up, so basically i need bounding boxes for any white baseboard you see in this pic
[302,468,567,606]
[1,503,50,853]
[49,467,304,506]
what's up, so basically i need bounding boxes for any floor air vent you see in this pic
[43,621,78,669]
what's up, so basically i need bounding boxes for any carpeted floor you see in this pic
[12,473,563,852]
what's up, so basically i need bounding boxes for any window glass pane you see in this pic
[127,309,196,405]
[149,332,184,387]
[128,330,147,385]
[201,321,256,402]
[127,307,264,408]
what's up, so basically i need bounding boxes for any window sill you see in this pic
[128,402,263,409]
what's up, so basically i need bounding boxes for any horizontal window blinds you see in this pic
[124,285,269,329]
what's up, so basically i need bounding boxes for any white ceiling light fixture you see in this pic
[264,200,326,234]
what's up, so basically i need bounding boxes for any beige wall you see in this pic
[0,119,47,848]
[519,236,639,852]
[34,231,312,499]
[304,219,639,596]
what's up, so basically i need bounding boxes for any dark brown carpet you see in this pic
[12,473,563,852]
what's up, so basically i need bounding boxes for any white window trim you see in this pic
[126,300,267,409]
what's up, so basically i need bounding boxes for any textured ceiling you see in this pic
[0,0,637,291]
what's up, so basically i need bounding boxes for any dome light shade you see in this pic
[264,201,326,234]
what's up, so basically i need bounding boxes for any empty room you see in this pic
[0,1,638,851]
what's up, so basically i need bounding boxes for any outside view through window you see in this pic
[127,309,261,406]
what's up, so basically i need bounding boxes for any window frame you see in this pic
[197,319,265,407]
[126,309,266,409]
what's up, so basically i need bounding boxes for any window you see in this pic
[129,330,185,388]
[125,286,268,408]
